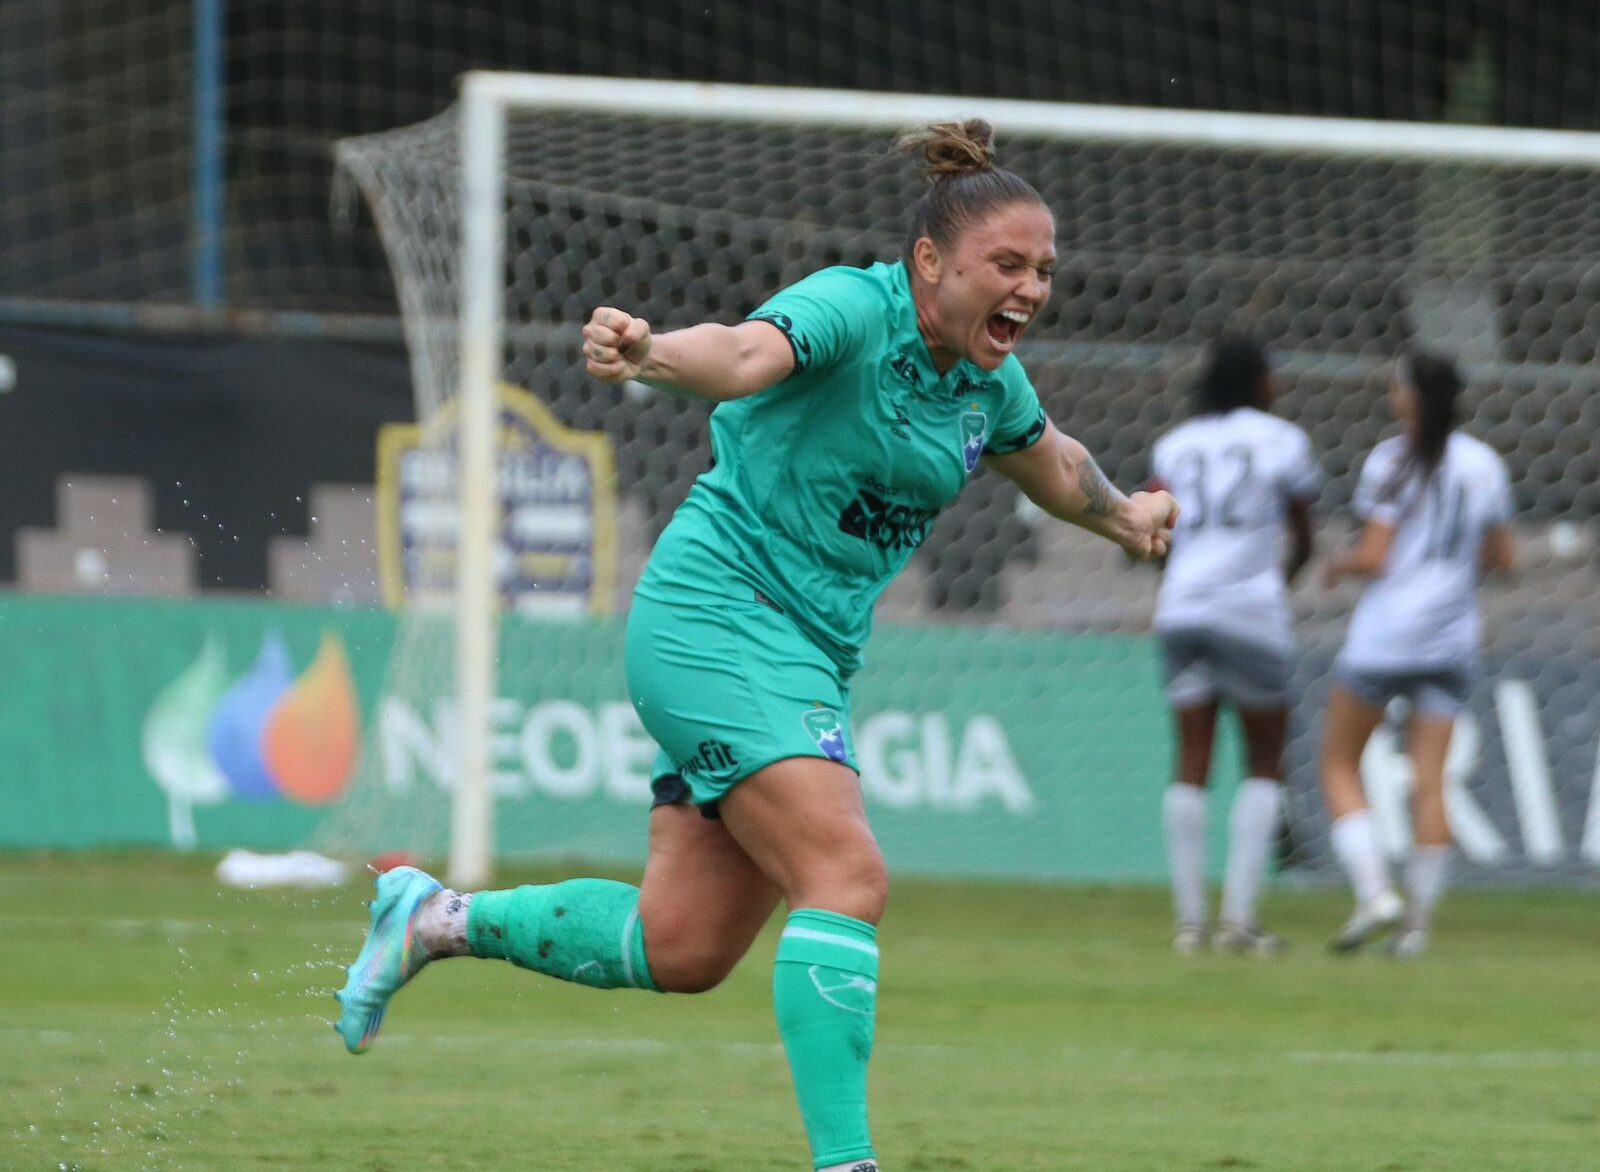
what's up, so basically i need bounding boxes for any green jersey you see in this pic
[635,260,1048,674]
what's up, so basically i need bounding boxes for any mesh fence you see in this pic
[318,99,1600,883]
[8,0,1600,310]
[341,108,1600,522]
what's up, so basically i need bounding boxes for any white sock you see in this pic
[1406,846,1451,931]
[415,889,474,958]
[1220,778,1283,929]
[1163,783,1208,927]
[1329,810,1396,907]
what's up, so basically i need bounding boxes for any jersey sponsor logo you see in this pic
[801,706,850,763]
[889,348,921,389]
[837,481,939,552]
[960,409,989,474]
[676,739,740,777]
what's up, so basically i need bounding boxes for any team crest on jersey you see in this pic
[960,409,989,474]
[801,705,849,764]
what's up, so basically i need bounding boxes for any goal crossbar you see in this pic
[443,71,1600,887]
[463,71,1600,166]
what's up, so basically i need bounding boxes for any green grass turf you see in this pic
[3,853,1596,1171]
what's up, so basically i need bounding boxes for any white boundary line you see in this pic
[10,1029,1599,1068]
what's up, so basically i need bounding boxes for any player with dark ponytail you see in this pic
[1320,350,1516,957]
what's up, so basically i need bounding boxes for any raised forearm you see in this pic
[1042,434,1148,546]
[987,423,1175,559]
[638,323,785,402]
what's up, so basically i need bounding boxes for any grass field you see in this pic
[5,853,1597,1171]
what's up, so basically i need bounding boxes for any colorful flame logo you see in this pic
[142,631,361,848]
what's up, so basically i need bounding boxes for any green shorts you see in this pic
[624,590,859,814]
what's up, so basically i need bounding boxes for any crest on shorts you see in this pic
[959,408,988,474]
[801,705,849,764]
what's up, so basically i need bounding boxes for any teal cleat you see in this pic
[334,865,443,1054]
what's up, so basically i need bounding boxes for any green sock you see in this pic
[773,909,879,1170]
[466,879,658,992]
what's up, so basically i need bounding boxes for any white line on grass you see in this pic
[1285,1049,1600,1068]
[10,1028,1598,1069]
[10,914,362,941]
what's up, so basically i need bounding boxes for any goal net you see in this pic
[320,74,1600,888]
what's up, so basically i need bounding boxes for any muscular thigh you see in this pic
[719,756,888,924]
[638,802,780,990]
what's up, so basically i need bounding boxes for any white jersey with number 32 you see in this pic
[1339,432,1513,671]
[1152,408,1320,653]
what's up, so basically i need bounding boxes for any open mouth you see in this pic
[985,310,1029,349]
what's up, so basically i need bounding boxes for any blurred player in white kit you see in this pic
[1320,350,1516,957]
[1151,336,1319,954]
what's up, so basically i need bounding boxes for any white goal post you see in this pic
[352,72,1600,889]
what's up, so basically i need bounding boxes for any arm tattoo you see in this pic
[1076,453,1119,517]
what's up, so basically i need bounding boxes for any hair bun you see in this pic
[895,119,997,183]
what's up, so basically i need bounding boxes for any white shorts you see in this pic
[1158,627,1293,710]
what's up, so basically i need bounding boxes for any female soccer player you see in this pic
[335,120,1177,1172]
[1151,336,1318,955]
[1320,350,1515,958]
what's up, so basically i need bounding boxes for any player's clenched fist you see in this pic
[1127,489,1180,561]
[583,307,652,384]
